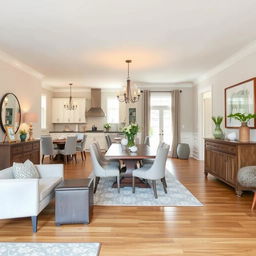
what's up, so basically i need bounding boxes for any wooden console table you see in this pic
[0,140,40,170]
[204,138,256,196]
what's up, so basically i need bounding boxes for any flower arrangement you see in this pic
[227,113,256,123]
[104,123,111,131]
[211,116,224,139]
[122,123,139,147]
[19,129,27,142]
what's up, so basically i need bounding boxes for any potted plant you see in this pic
[212,116,224,139]
[228,113,256,142]
[104,123,111,132]
[122,123,139,148]
[19,129,27,142]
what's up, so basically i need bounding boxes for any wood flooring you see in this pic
[1,155,256,255]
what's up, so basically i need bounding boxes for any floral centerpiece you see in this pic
[19,129,27,142]
[212,116,224,139]
[122,123,139,147]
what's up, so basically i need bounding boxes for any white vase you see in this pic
[121,138,128,146]
[129,146,138,153]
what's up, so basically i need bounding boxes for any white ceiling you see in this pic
[0,0,256,89]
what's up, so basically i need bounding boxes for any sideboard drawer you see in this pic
[33,142,40,150]
[206,142,236,155]
[23,143,33,152]
[11,146,23,154]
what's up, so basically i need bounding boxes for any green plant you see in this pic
[122,123,139,136]
[212,116,223,125]
[19,129,27,135]
[104,123,111,129]
[227,113,256,123]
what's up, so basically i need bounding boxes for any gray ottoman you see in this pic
[176,143,190,159]
[237,166,256,210]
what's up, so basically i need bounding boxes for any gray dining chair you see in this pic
[59,136,77,164]
[132,143,170,198]
[41,136,59,163]
[76,134,87,161]
[144,136,150,146]
[90,143,120,193]
[105,135,112,149]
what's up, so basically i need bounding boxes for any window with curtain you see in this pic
[41,95,47,129]
[107,97,119,123]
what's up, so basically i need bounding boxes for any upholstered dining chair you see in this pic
[105,135,112,149]
[59,136,77,164]
[90,143,120,193]
[132,143,170,198]
[41,136,59,163]
[144,136,150,146]
[76,134,87,161]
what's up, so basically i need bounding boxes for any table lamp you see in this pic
[24,112,38,141]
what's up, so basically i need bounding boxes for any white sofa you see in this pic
[0,164,64,232]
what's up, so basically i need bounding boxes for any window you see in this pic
[41,95,47,129]
[107,97,119,123]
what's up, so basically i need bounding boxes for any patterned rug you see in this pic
[94,170,203,206]
[0,243,101,256]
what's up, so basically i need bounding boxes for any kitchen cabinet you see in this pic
[204,138,256,195]
[52,98,86,123]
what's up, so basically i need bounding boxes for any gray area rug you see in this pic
[94,170,203,206]
[0,243,101,256]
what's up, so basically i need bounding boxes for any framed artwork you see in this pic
[129,108,136,124]
[225,78,256,128]
[5,126,16,142]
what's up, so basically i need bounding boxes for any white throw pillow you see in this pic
[13,160,40,179]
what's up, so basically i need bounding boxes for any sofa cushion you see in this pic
[39,177,62,201]
[13,160,40,179]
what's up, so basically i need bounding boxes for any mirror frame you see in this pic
[0,93,21,134]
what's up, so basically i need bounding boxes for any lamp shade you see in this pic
[23,112,38,123]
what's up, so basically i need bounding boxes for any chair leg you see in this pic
[64,155,67,164]
[161,177,167,188]
[117,176,120,193]
[152,180,158,199]
[74,153,77,163]
[31,216,38,233]
[83,151,86,159]
[94,177,100,193]
[41,155,44,164]
[81,151,84,161]
[132,176,135,193]
[252,192,256,211]
[161,178,167,194]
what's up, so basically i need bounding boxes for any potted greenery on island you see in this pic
[228,113,256,142]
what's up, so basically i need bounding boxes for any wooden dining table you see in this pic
[105,143,156,188]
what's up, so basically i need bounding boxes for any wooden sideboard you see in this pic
[0,140,40,170]
[204,138,256,195]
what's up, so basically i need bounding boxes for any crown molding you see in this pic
[0,49,44,80]
[196,40,256,83]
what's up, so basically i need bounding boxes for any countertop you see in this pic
[49,130,123,134]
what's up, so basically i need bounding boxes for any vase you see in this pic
[127,134,135,147]
[20,134,27,142]
[239,122,250,142]
[213,124,224,139]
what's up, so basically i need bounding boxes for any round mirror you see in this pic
[0,93,21,134]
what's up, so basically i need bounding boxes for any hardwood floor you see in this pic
[1,154,256,255]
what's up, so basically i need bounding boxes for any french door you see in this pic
[150,92,172,150]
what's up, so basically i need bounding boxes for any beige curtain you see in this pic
[142,90,150,141]
[170,90,180,158]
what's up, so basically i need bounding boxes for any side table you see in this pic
[55,179,93,225]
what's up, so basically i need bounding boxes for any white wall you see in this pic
[0,58,42,140]
[195,49,256,159]
[41,87,53,134]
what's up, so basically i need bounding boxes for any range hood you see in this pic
[86,88,106,117]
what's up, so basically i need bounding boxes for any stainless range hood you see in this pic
[86,88,106,117]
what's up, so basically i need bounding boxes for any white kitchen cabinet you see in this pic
[52,98,86,123]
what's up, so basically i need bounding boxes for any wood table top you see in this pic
[105,143,156,160]
[53,139,82,145]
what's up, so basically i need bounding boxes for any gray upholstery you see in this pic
[133,143,170,198]
[105,135,112,149]
[144,136,150,146]
[237,166,256,188]
[59,136,77,155]
[41,136,58,163]
[90,143,120,193]
[95,142,119,167]
[76,134,87,152]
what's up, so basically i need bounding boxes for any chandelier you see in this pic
[117,60,141,103]
[64,83,77,110]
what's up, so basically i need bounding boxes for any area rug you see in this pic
[0,242,101,256]
[93,170,203,206]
